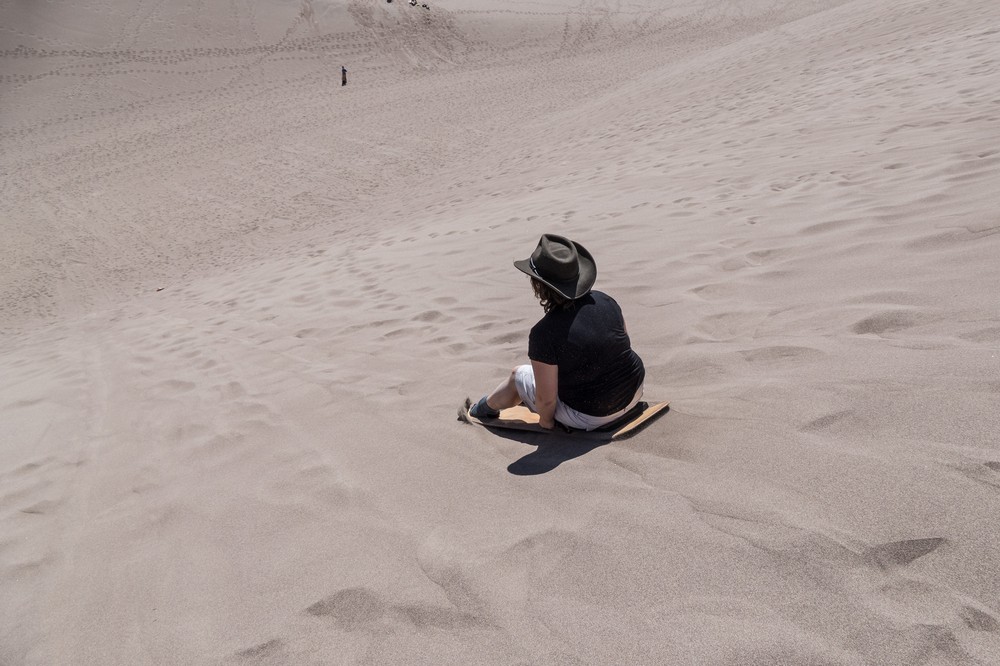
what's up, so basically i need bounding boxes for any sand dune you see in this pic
[2,0,1000,663]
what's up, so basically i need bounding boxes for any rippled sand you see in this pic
[2,0,1000,663]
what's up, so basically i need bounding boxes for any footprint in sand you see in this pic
[958,327,1000,344]
[739,345,823,364]
[306,587,386,629]
[863,537,945,570]
[305,587,488,631]
[959,606,1000,632]
[851,310,921,336]
[227,638,287,663]
[801,410,855,432]
[148,379,197,397]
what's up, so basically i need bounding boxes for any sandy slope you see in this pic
[2,0,1000,663]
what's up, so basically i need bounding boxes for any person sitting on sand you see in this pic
[469,234,645,431]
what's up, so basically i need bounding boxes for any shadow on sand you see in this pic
[488,428,614,476]
[479,405,670,475]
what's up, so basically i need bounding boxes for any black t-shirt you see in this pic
[528,290,645,416]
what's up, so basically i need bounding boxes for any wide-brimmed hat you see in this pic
[513,234,596,300]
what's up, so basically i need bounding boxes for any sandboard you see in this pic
[458,398,669,441]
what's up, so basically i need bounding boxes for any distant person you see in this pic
[468,235,645,431]
[341,65,347,86]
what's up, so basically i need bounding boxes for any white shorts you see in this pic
[512,364,643,431]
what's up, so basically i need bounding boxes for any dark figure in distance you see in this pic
[341,66,347,86]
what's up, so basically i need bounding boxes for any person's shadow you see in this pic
[461,402,669,475]
[488,428,613,475]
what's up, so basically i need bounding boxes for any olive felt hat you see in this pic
[513,234,597,300]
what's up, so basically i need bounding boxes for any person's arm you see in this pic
[531,359,559,430]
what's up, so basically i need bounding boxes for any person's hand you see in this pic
[541,419,573,433]
[538,417,556,431]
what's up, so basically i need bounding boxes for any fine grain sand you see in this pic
[2,0,1000,663]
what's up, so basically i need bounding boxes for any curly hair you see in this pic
[531,278,574,313]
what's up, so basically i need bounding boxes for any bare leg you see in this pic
[485,367,522,411]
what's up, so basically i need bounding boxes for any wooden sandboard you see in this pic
[458,398,669,441]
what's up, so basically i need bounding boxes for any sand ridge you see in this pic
[2,0,1000,663]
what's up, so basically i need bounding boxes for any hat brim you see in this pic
[513,242,597,300]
